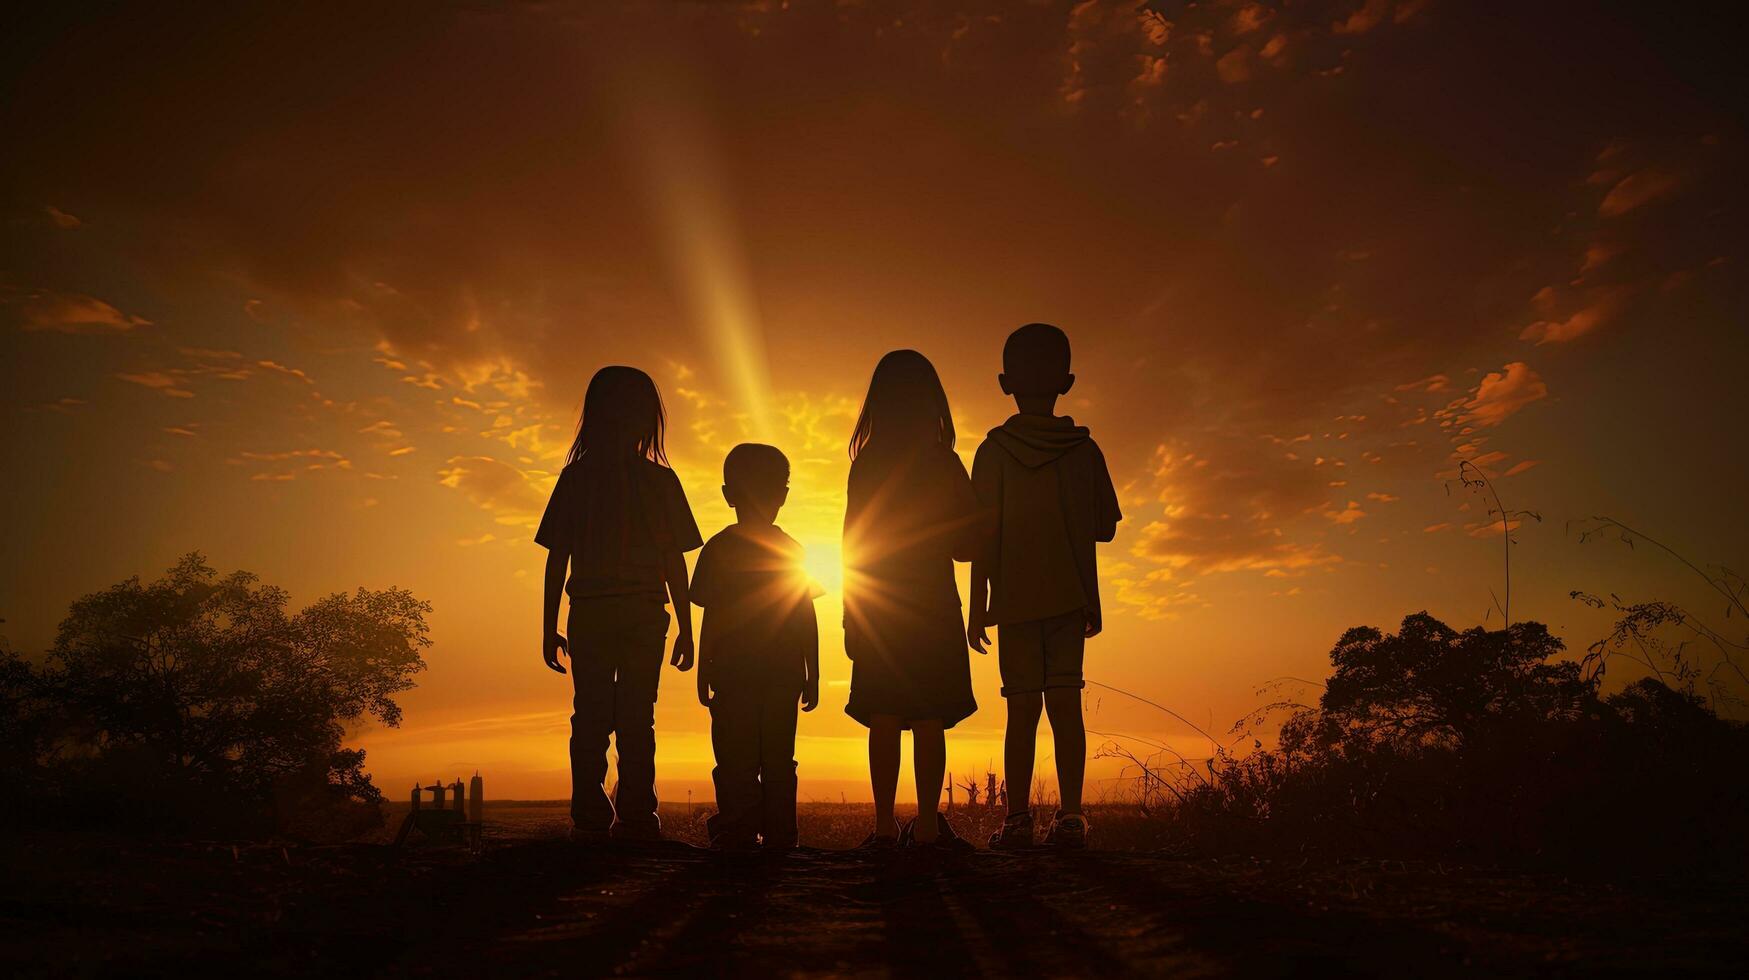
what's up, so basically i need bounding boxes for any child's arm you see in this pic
[800,599,820,712]
[947,452,984,563]
[1087,443,1123,638]
[696,612,714,707]
[1092,444,1122,543]
[542,548,569,674]
[662,548,695,671]
[967,560,991,654]
[966,444,998,654]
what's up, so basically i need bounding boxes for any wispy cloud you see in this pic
[116,371,193,397]
[34,397,87,414]
[16,290,149,334]
[44,205,82,229]
[1598,167,1681,217]
[1520,288,1623,345]
[1451,363,1547,429]
[1324,500,1366,524]
[256,359,314,383]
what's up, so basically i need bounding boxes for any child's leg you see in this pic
[1003,693,1044,815]
[757,686,800,847]
[1043,689,1086,814]
[607,600,670,835]
[1041,610,1090,815]
[567,607,618,832]
[910,719,946,843]
[707,692,761,847]
[997,618,1049,817]
[868,714,902,837]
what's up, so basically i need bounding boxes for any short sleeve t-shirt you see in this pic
[534,456,703,601]
[690,523,822,689]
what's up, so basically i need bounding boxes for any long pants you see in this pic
[568,596,670,833]
[707,684,800,847]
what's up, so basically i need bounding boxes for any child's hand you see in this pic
[967,616,990,655]
[801,677,819,713]
[542,631,569,674]
[697,669,713,708]
[670,632,696,671]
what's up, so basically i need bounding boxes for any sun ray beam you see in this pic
[620,69,775,441]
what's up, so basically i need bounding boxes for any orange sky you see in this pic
[4,1,1746,801]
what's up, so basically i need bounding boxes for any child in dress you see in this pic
[843,350,980,849]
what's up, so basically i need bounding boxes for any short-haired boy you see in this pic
[691,443,822,850]
[968,323,1122,849]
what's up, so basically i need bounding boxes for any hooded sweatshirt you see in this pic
[972,414,1122,627]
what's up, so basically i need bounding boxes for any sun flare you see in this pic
[799,537,844,597]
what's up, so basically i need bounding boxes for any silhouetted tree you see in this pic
[960,775,980,808]
[34,553,429,830]
[1603,677,1730,742]
[0,641,57,797]
[1283,613,1591,755]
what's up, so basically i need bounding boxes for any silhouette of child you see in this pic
[843,350,980,849]
[691,444,822,850]
[968,324,1121,849]
[536,366,702,841]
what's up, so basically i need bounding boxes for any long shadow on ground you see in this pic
[4,835,1746,977]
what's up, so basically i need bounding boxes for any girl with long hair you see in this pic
[536,365,703,841]
[842,349,980,848]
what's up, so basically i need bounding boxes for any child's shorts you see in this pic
[997,610,1087,697]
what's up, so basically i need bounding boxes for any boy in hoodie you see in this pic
[968,323,1121,849]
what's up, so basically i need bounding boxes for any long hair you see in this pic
[848,349,956,460]
[566,365,668,465]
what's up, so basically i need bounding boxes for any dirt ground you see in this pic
[3,803,1745,977]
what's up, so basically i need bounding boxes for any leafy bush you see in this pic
[1134,613,1749,870]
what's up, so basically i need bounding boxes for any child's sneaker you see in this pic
[856,819,902,851]
[987,810,1035,850]
[899,813,975,858]
[899,812,975,853]
[1043,811,1089,849]
[930,811,976,854]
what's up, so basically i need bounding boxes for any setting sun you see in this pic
[799,537,844,598]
